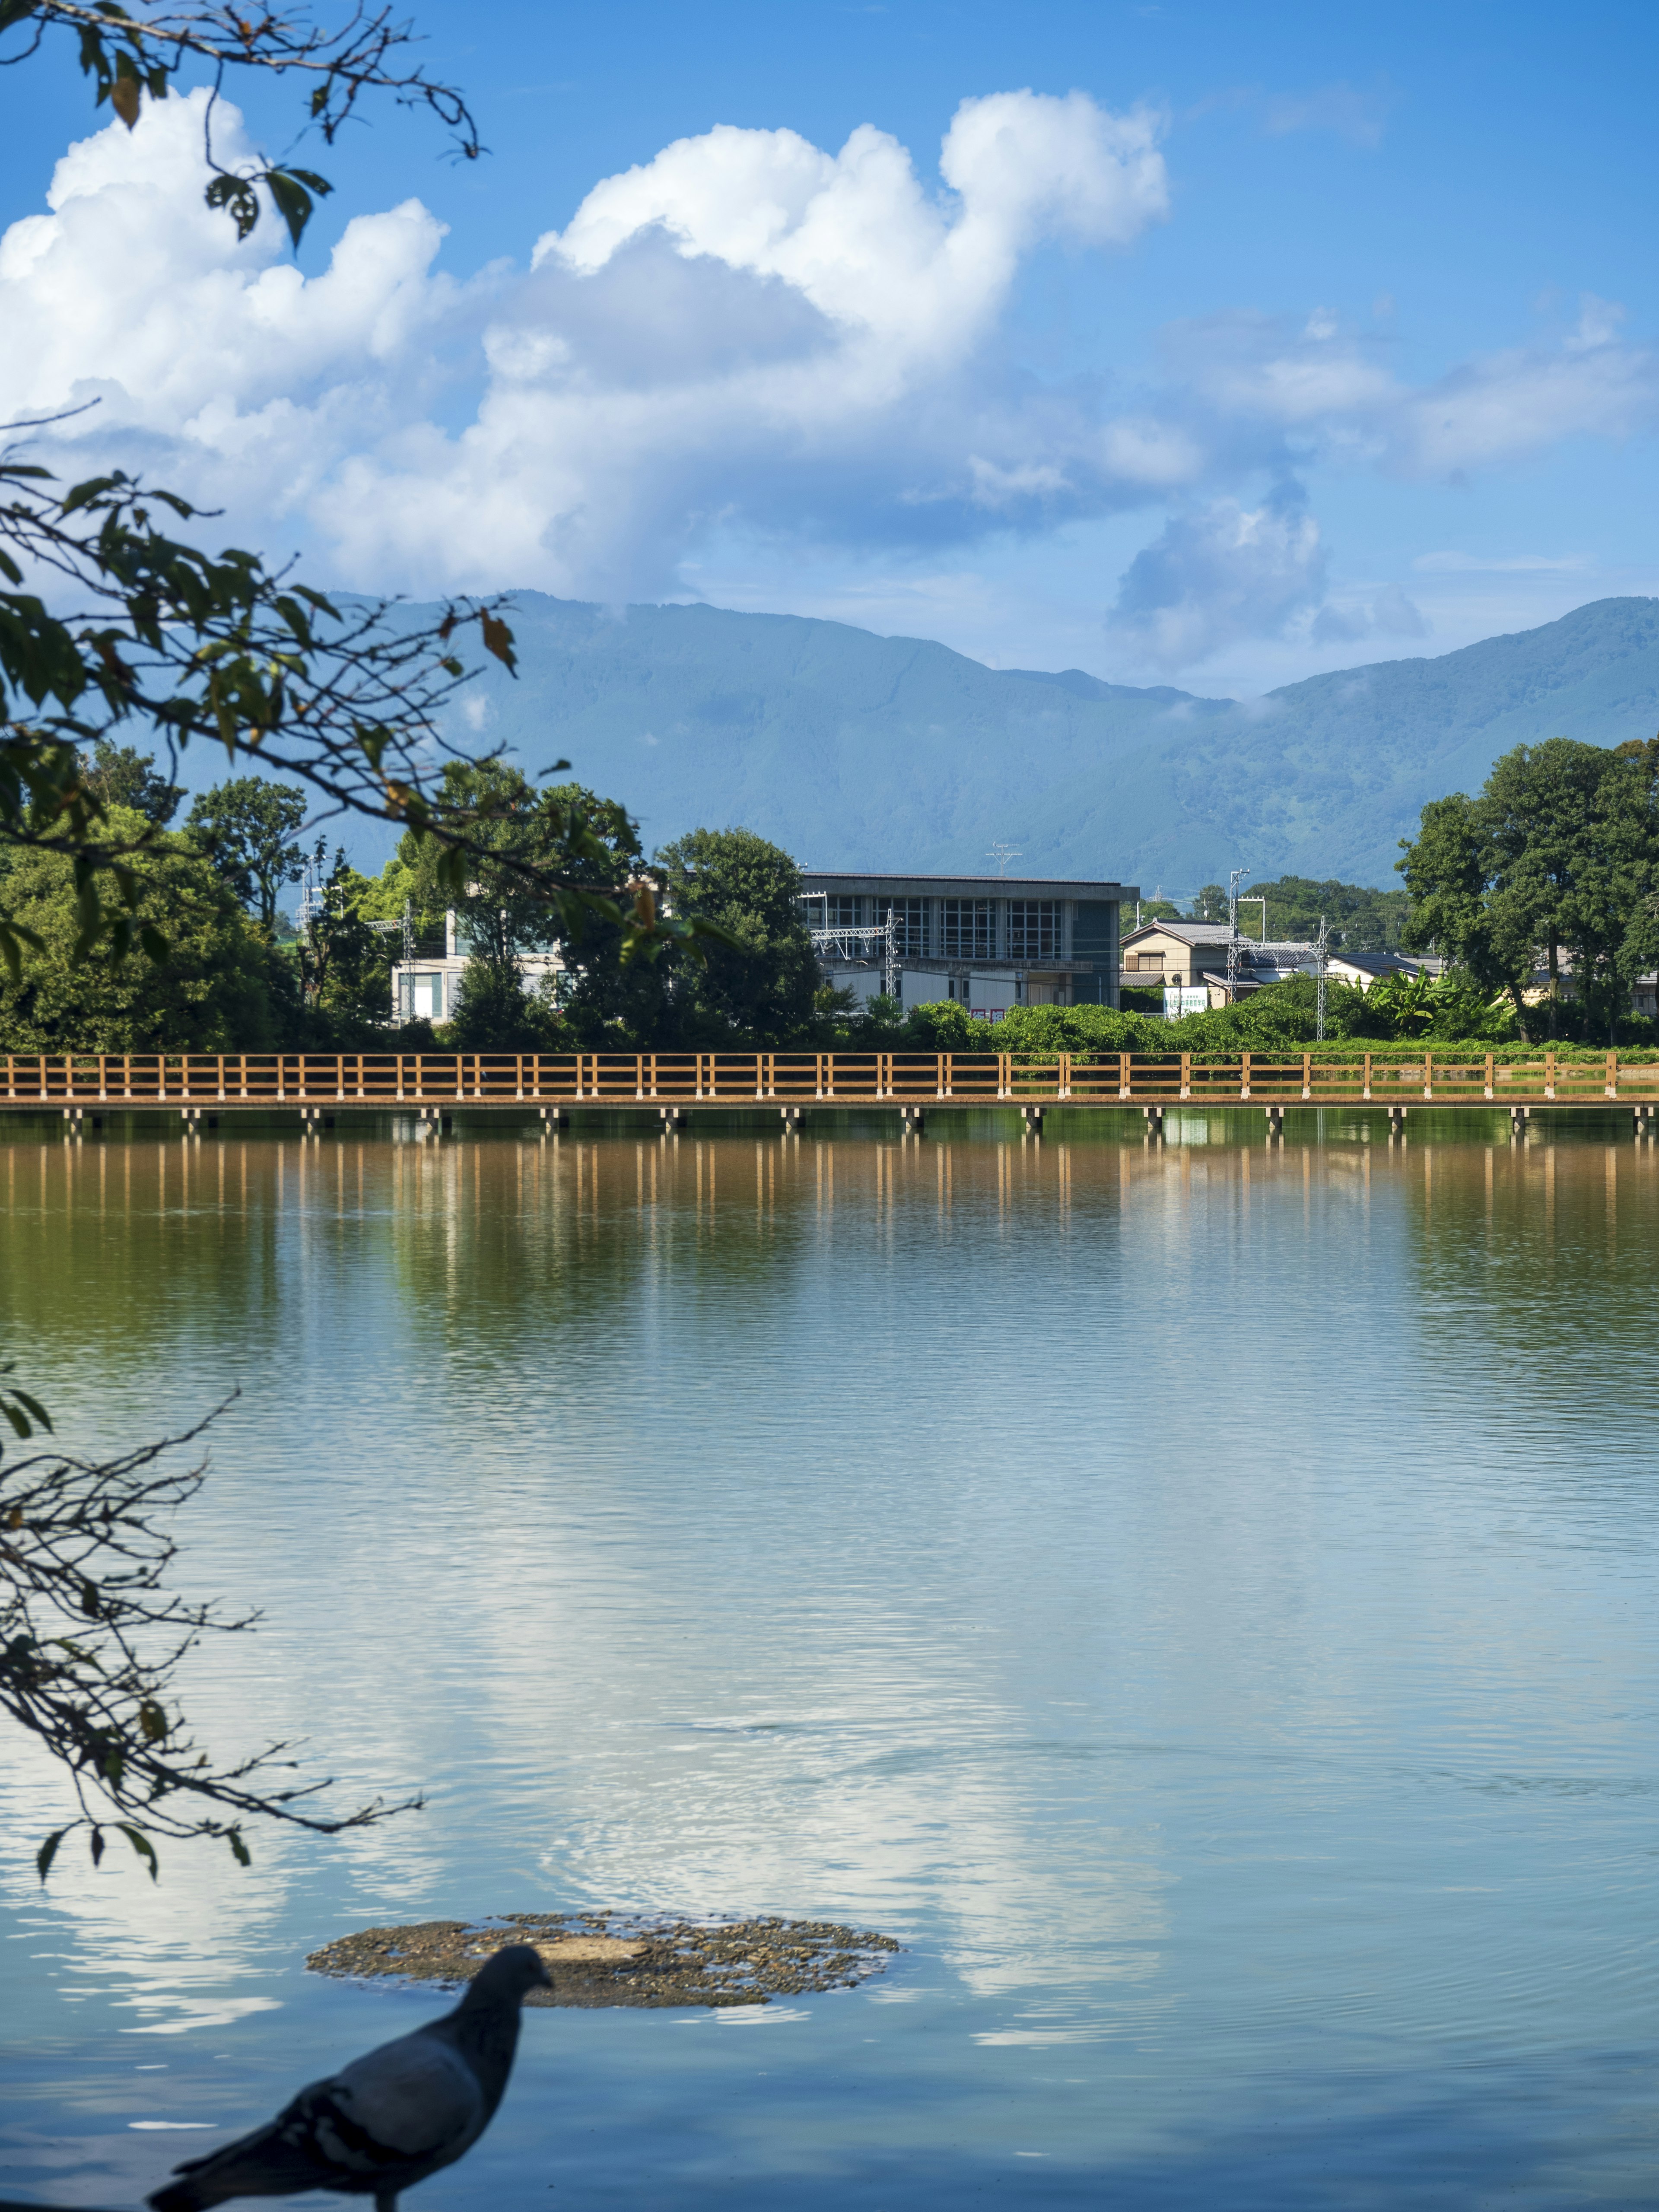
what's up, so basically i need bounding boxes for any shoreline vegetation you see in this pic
[4,738,1658,1068]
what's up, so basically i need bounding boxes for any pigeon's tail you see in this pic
[146,2120,321,2209]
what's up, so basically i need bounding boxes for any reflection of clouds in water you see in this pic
[120,1996,283,2036]
[4,1135,1174,2041]
[0,1729,301,2028]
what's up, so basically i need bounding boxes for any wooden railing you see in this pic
[6,1049,1659,1107]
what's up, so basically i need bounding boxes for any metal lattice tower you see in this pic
[1226,867,1252,1003]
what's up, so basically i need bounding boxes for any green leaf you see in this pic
[226,1828,251,1867]
[89,1827,105,1868]
[205,173,261,243]
[480,612,517,672]
[6,1388,51,1430]
[265,167,334,252]
[110,54,141,128]
[35,1829,68,1883]
[117,1826,160,1881]
[138,925,169,965]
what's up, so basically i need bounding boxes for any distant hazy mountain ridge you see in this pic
[428,594,1659,892]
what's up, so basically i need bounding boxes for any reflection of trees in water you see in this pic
[0,1134,287,1402]
[1398,1129,1659,1446]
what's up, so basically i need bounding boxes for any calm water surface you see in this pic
[2,1109,1658,2209]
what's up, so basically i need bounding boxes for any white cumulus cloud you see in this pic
[1106,483,1328,670]
[0,88,1175,600]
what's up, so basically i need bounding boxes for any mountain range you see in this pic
[401,592,1659,896]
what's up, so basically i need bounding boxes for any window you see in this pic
[1125,951,1165,971]
[826,894,862,928]
[1008,900,1060,960]
[940,899,995,959]
[890,898,928,956]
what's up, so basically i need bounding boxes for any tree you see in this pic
[0,805,278,1049]
[296,848,397,1037]
[657,828,819,1044]
[1249,875,1410,952]
[83,738,184,826]
[187,775,308,931]
[1398,737,1659,1042]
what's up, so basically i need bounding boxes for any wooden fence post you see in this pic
[1545,1048,1556,1100]
[1302,1051,1311,1101]
[1606,1049,1618,1100]
[1180,1052,1191,1101]
[1119,1051,1131,1101]
[1423,1051,1433,1101]
[1240,1049,1251,1101]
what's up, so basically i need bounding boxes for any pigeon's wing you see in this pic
[322,2027,488,2167]
[153,2031,485,2208]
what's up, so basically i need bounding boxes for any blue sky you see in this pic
[2,0,1655,696]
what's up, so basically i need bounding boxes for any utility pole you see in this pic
[1226,867,1251,1003]
[1316,913,1330,1041]
[987,842,1023,877]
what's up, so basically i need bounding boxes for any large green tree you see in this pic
[187,776,308,931]
[83,739,185,827]
[0,806,277,1050]
[657,828,820,1045]
[1398,737,1659,1041]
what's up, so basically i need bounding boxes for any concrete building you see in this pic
[801,871,1137,1019]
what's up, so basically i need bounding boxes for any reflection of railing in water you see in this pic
[6,1049,1659,1111]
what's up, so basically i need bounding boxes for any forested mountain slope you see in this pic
[412,593,1659,890]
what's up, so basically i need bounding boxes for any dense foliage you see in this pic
[0,804,282,1049]
[1398,736,1659,1042]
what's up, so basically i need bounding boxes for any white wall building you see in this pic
[389,911,564,1024]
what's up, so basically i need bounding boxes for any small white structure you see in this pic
[389,911,564,1024]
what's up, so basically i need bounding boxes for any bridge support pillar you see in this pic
[1509,1105,1531,1141]
[414,1105,448,1138]
[900,1105,926,1137]
[299,1106,333,1135]
[659,1105,687,1132]
[1387,1105,1409,1138]
[1634,1104,1656,1138]
[1141,1105,1164,1141]
[538,1106,569,1134]
[1264,1104,1284,1140]
[181,1105,219,1134]
[780,1106,805,1134]
[1020,1105,1043,1138]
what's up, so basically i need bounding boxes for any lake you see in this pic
[3,1108,1658,2210]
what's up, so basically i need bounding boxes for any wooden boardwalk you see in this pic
[7,1049,1659,1125]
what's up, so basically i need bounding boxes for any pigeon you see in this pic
[147,1942,553,2212]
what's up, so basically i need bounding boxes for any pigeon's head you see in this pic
[470,1944,554,2004]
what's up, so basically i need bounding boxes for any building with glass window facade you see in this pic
[800,872,1138,1018]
